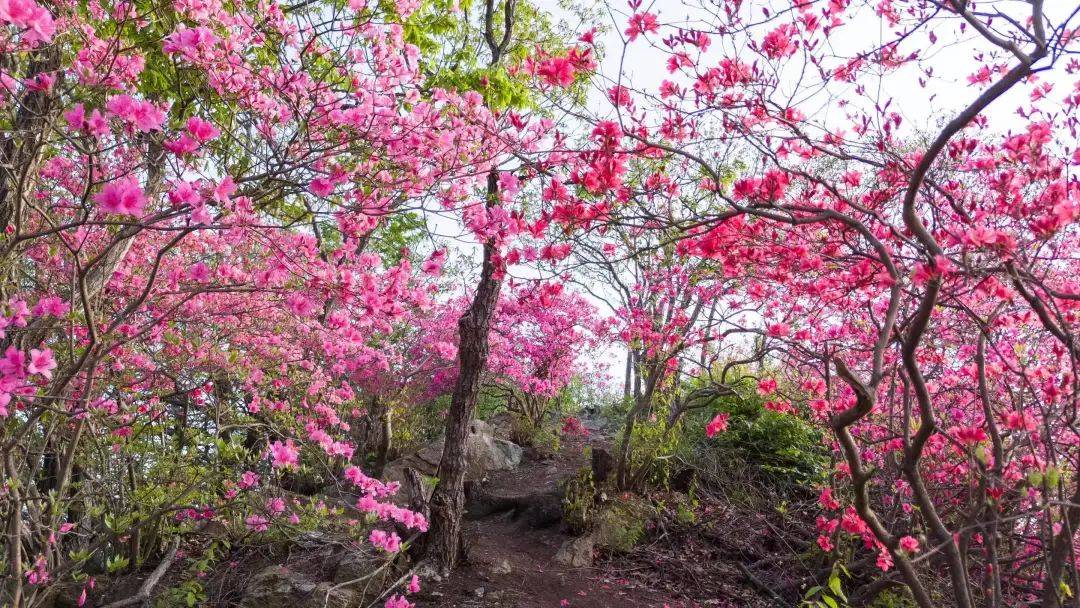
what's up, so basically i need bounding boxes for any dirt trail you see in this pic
[413,427,679,608]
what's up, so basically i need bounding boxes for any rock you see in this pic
[311,583,361,608]
[332,551,379,585]
[590,447,614,484]
[415,562,444,582]
[593,499,648,553]
[489,558,512,576]
[241,565,359,608]
[384,420,523,505]
[193,519,230,539]
[466,485,565,529]
[554,534,595,568]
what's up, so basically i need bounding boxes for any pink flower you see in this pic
[64,104,86,132]
[286,293,315,317]
[384,595,413,608]
[757,377,778,395]
[0,346,26,378]
[764,400,795,414]
[27,348,55,379]
[0,0,56,44]
[952,425,988,445]
[818,488,840,511]
[164,134,199,156]
[94,177,147,216]
[407,574,420,594]
[625,12,659,41]
[310,177,334,197]
[1004,411,1036,432]
[422,249,446,275]
[876,547,893,572]
[767,322,791,338]
[163,26,218,58]
[168,181,201,207]
[369,529,401,553]
[898,535,919,554]
[266,497,286,515]
[32,296,68,317]
[238,471,260,489]
[561,416,589,437]
[705,412,729,438]
[186,116,220,142]
[212,177,236,202]
[106,95,165,132]
[762,24,798,58]
[24,72,53,91]
[537,56,576,87]
[268,439,299,470]
[840,507,868,535]
[188,262,211,283]
[24,554,49,585]
[245,515,270,532]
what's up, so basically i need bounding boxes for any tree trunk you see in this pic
[425,171,503,573]
[0,46,60,242]
[422,0,514,574]
[370,395,392,477]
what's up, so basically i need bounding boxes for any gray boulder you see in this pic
[554,534,595,568]
[384,420,523,505]
[240,565,359,608]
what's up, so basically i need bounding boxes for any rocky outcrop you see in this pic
[240,565,360,608]
[383,420,523,505]
[554,534,595,568]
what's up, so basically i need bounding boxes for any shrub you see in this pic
[593,497,650,553]
[561,467,597,534]
[681,379,828,489]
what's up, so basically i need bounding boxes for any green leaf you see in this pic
[828,573,843,597]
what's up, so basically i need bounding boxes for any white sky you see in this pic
[433,0,1077,388]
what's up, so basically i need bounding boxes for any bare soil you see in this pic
[413,424,775,608]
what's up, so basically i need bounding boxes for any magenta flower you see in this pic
[94,177,146,216]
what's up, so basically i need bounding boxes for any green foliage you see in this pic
[394,394,453,452]
[508,412,561,455]
[401,0,571,110]
[555,376,601,416]
[618,399,680,487]
[867,588,918,608]
[154,540,226,608]
[682,376,828,488]
[593,497,649,553]
[801,563,850,608]
[369,212,426,265]
[561,466,597,534]
[155,579,207,608]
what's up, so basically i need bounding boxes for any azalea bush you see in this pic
[682,375,828,489]
[1,0,1079,605]
[562,0,1080,605]
[0,0,602,602]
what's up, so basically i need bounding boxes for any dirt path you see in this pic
[413,428,681,608]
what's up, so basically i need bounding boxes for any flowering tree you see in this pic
[570,0,1080,605]
[565,218,769,489]
[0,0,572,603]
[420,281,603,426]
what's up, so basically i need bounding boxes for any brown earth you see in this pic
[411,422,775,608]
